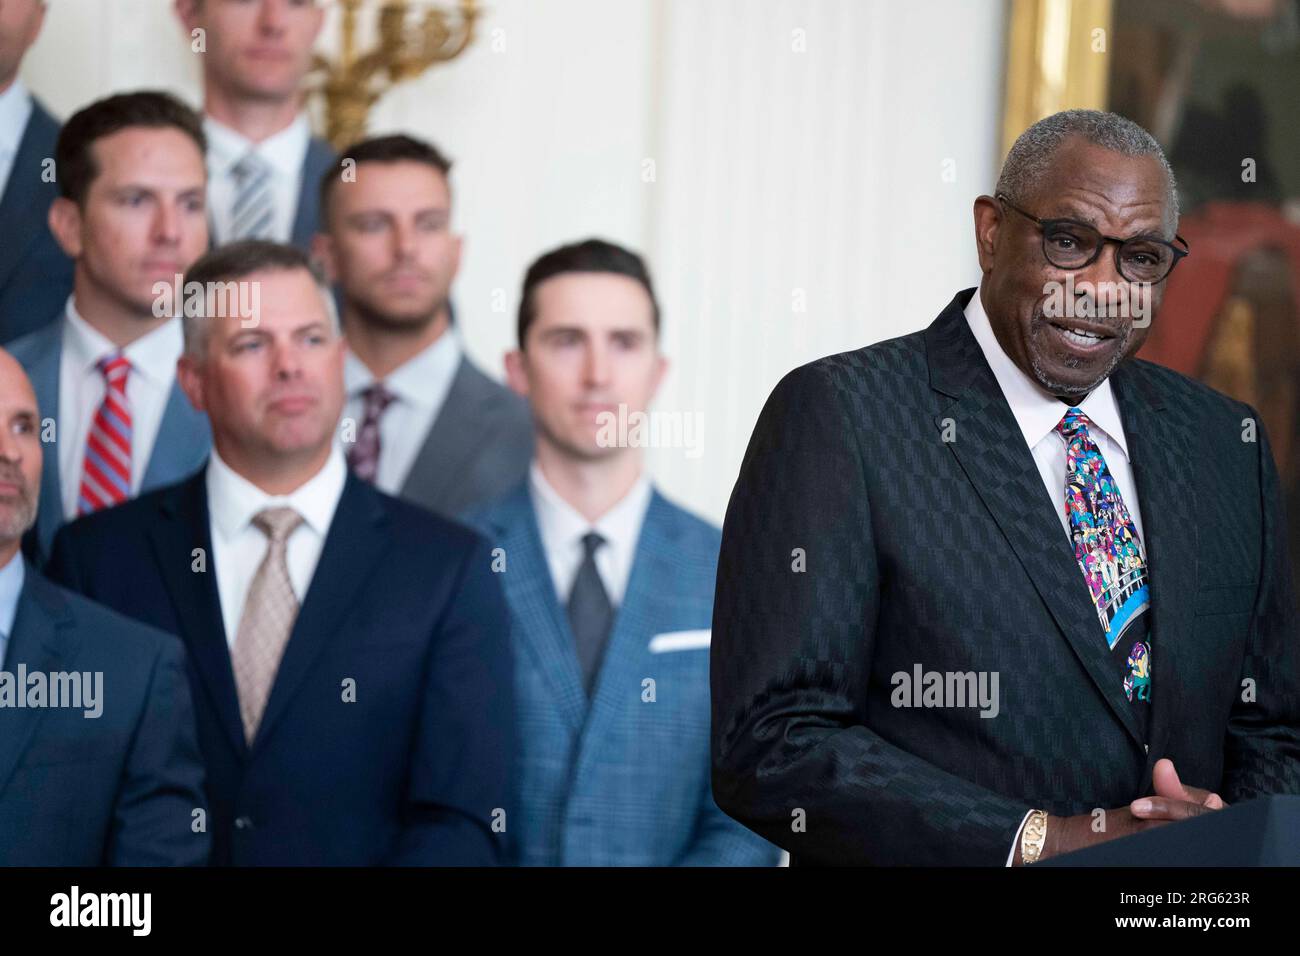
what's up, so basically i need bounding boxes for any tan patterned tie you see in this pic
[231,506,305,744]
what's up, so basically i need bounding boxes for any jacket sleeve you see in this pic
[674,774,785,866]
[108,635,211,866]
[710,360,1031,865]
[385,534,515,865]
[1221,406,1300,800]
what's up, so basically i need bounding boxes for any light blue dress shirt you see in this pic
[0,551,26,664]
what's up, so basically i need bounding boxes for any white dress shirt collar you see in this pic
[204,112,311,180]
[343,327,463,408]
[529,460,653,606]
[63,296,183,390]
[0,78,33,155]
[964,287,1131,462]
[206,442,347,544]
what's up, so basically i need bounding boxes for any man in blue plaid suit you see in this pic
[463,239,780,866]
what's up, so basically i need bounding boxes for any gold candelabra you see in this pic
[309,0,481,151]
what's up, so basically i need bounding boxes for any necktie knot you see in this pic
[252,506,303,545]
[361,382,397,416]
[1056,406,1092,439]
[580,530,606,560]
[98,352,130,386]
[232,151,270,183]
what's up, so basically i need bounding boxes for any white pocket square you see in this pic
[648,629,711,653]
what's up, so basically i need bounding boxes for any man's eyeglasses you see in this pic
[996,193,1189,284]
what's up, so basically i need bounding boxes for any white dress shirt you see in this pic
[342,330,462,495]
[204,113,310,245]
[528,461,653,608]
[57,298,184,520]
[965,288,1147,865]
[206,444,347,649]
[0,79,33,199]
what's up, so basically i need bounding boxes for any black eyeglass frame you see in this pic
[995,193,1190,284]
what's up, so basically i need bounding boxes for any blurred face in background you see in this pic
[48,126,209,319]
[0,349,41,558]
[0,0,44,91]
[179,266,344,476]
[177,0,323,103]
[506,272,666,463]
[315,160,462,332]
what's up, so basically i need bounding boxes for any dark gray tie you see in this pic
[567,531,613,695]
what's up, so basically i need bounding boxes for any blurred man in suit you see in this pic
[0,347,208,866]
[175,0,334,250]
[8,91,212,564]
[0,0,73,343]
[462,239,780,866]
[48,240,513,865]
[314,134,532,518]
[711,109,1300,865]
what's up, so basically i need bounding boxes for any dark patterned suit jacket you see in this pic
[711,287,1300,865]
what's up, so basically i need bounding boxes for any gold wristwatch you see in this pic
[1020,810,1048,864]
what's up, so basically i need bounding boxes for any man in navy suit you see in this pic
[48,240,513,865]
[7,91,213,564]
[0,0,73,343]
[462,239,780,866]
[174,0,335,250]
[0,346,208,866]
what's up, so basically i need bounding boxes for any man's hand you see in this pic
[1014,759,1228,864]
[1129,758,1227,820]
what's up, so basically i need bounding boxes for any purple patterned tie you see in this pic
[347,383,396,483]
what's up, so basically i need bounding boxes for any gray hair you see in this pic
[996,109,1180,229]
[178,239,340,358]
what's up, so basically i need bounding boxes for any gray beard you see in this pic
[1028,311,1132,398]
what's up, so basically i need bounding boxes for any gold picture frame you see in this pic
[1001,0,1114,157]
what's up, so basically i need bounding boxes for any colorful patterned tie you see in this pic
[78,352,132,515]
[230,507,305,745]
[347,383,396,483]
[1056,407,1152,705]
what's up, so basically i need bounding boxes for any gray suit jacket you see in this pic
[7,317,212,564]
[397,355,534,519]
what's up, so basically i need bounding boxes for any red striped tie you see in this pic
[78,352,133,515]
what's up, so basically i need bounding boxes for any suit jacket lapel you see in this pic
[490,486,588,734]
[927,291,1147,751]
[250,474,388,751]
[401,357,489,510]
[141,382,211,492]
[0,565,74,794]
[147,472,247,757]
[0,101,58,293]
[24,322,65,560]
[1109,362,1200,778]
[572,492,677,781]
[290,137,335,249]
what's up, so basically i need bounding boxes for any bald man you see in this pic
[0,347,208,865]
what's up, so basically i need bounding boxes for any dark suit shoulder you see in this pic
[1123,357,1253,421]
[6,318,62,366]
[365,480,492,556]
[54,476,191,550]
[34,572,181,662]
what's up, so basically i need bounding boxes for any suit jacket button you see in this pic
[1144,744,1149,754]
[234,816,254,830]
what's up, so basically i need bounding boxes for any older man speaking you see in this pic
[711,109,1300,866]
